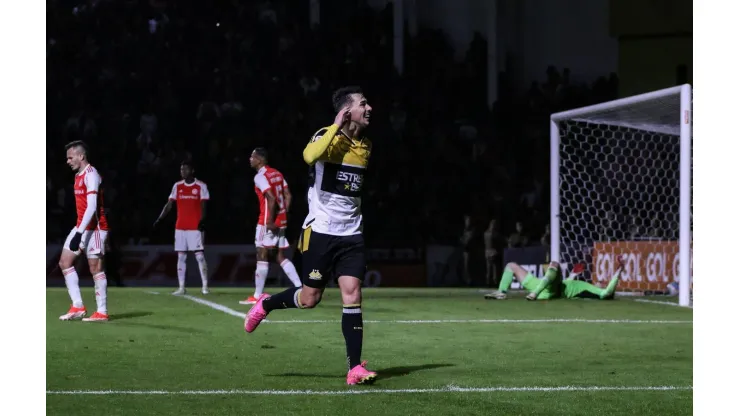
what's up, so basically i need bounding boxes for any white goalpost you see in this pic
[550,84,692,307]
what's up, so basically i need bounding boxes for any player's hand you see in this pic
[198,220,206,232]
[526,292,537,301]
[334,107,351,127]
[69,232,83,252]
[266,222,278,233]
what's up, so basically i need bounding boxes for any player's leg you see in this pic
[276,228,302,288]
[173,230,187,295]
[526,262,560,301]
[81,230,109,322]
[59,228,86,320]
[335,234,376,385]
[189,230,209,294]
[564,279,618,300]
[244,227,328,333]
[241,225,272,304]
[484,262,529,299]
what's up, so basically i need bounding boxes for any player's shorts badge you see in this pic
[308,269,323,280]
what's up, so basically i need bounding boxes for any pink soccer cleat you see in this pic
[244,294,270,333]
[346,361,378,385]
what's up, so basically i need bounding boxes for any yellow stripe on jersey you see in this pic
[304,125,372,168]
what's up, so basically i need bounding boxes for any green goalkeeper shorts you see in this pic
[521,274,559,300]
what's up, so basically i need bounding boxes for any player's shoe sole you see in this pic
[484,292,507,300]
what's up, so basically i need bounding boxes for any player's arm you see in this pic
[69,173,101,251]
[264,189,278,231]
[282,179,292,214]
[154,184,177,227]
[303,108,351,165]
[198,182,210,231]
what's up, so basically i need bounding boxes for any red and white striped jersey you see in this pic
[168,179,209,230]
[254,166,288,227]
[74,164,108,231]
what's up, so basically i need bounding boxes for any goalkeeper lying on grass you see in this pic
[484,256,624,301]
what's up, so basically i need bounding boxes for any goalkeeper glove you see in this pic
[68,232,83,252]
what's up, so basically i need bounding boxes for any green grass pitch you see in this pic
[46,288,692,415]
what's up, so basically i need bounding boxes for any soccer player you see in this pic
[154,161,210,295]
[484,257,624,301]
[239,148,302,305]
[245,86,377,385]
[58,141,110,322]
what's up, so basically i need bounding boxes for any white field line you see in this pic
[634,299,693,309]
[172,294,691,325]
[181,295,246,319]
[47,385,692,396]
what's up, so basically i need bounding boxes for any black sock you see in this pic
[342,304,363,369]
[263,287,302,312]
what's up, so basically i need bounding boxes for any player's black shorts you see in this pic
[295,226,366,288]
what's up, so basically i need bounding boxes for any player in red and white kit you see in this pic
[58,141,110,322]
[240,148,302,305]
[154,161,210,295]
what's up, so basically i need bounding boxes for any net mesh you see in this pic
[555,91,692,292]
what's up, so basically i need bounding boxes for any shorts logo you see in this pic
[308,269,323,280]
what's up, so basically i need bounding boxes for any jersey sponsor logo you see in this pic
[321,163,365,196]
[308,269,323,280]
[337,171,363,192]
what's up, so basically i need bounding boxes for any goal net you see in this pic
[550,84,692,307]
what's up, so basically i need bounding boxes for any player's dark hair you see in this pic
[64,140,89,156]
[181,160,194,169]
[253,147,268,162]
[332,86,363,112]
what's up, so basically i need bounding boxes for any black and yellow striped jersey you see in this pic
[301,124,372,236]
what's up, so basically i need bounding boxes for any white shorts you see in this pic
[255,225,289,249]
[175,230,205,252]
[64,228,108,258]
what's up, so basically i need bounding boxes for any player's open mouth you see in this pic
[364,113,371,121]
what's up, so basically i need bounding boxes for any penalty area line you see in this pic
[47,385,693,396]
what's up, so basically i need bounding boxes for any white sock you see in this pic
[93,272,108,314]
[254,261,269,297]
[280,259,302,287]
[195,251,208,288]
[63,267,84,308]
[177,252,187,289]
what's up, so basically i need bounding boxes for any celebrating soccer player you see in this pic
[154,161,210,295]
[484,256,624,301]
[58,141,110,322]
[244,86,377,385]
[239,148,302,305]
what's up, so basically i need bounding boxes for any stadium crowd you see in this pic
[46,0,619,267]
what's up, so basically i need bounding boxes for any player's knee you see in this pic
[549,261,560,269]
[300,289,322,308]
[256,249,269,262]
[505,262,518,270]
[88,259,103,274]
[194,251,206,261]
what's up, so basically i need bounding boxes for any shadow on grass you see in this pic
[266,363,455,380]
